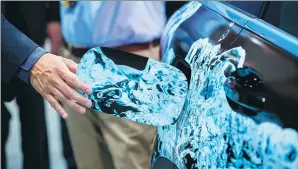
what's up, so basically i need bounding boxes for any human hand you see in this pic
[30,53,92,119]
[47,22,62,55]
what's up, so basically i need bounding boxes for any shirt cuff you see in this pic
[17,47,48,84]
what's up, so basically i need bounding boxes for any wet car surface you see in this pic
[153,1,298,169]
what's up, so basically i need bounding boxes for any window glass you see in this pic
[227,1,264,17]
[227,1,298,38]
[263,2,298,38]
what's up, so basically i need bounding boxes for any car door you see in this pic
[155,2,248,169]
[154,1,298,169]
[225,18,298,130]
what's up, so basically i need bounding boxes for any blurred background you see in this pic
[4,75,67,169]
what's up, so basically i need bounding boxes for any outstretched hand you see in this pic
[30,53,92,119]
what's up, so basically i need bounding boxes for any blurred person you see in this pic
[59,1,166,169]
[1,3,92,169]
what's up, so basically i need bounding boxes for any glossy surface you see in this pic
[224,67,266,116]
[161,1,244,65]
[228,29,298,130]
[244,18,298,57]
[154,38,298,169]
[203,0,298,54]
[161,1,298,131]
[156,1,298,169]
[200,1,253,25]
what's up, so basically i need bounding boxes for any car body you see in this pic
[152,1,298,169]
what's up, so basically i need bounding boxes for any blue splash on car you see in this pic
[152,38,298,169]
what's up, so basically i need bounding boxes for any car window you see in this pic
[227,1,298,38]
[227,1,265,17]
[263,1,298,38]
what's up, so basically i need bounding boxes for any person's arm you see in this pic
[1,14,39,84]
[18,47,47,83]
[1,14,92,118]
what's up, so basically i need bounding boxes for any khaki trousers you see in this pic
[60,45,159,169]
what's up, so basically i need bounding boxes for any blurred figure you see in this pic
[1,2,77,169]
[59,1,166,169]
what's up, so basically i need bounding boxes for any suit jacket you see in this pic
[1,15,39,101]
[1,2,60,101]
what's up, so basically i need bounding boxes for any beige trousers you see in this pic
[60,45,159,169]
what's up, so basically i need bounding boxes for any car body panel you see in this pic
[154,1,298,169]
[227,28,298,129]
[161,1,245,65]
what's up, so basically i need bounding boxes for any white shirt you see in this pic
[60,1,166,48]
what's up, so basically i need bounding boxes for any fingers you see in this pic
[45,94,68,119]
[30,54,93,119]
[51,88,87,114]
[63,58,78,73]
[61,70,92,95]
[54,77,92,108]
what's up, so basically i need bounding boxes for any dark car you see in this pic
[152,1,298,169]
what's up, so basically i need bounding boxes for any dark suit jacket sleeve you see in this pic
[1,14,39,84]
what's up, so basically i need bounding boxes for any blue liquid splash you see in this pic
[76,48,188,126]
[161,1,202,64]
[153,38,298,169]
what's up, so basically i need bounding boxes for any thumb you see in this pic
[63,58,78,73]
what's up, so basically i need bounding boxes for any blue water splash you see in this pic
[161,1,202,64]
[153,38,298,169]
[76,48,188,126]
